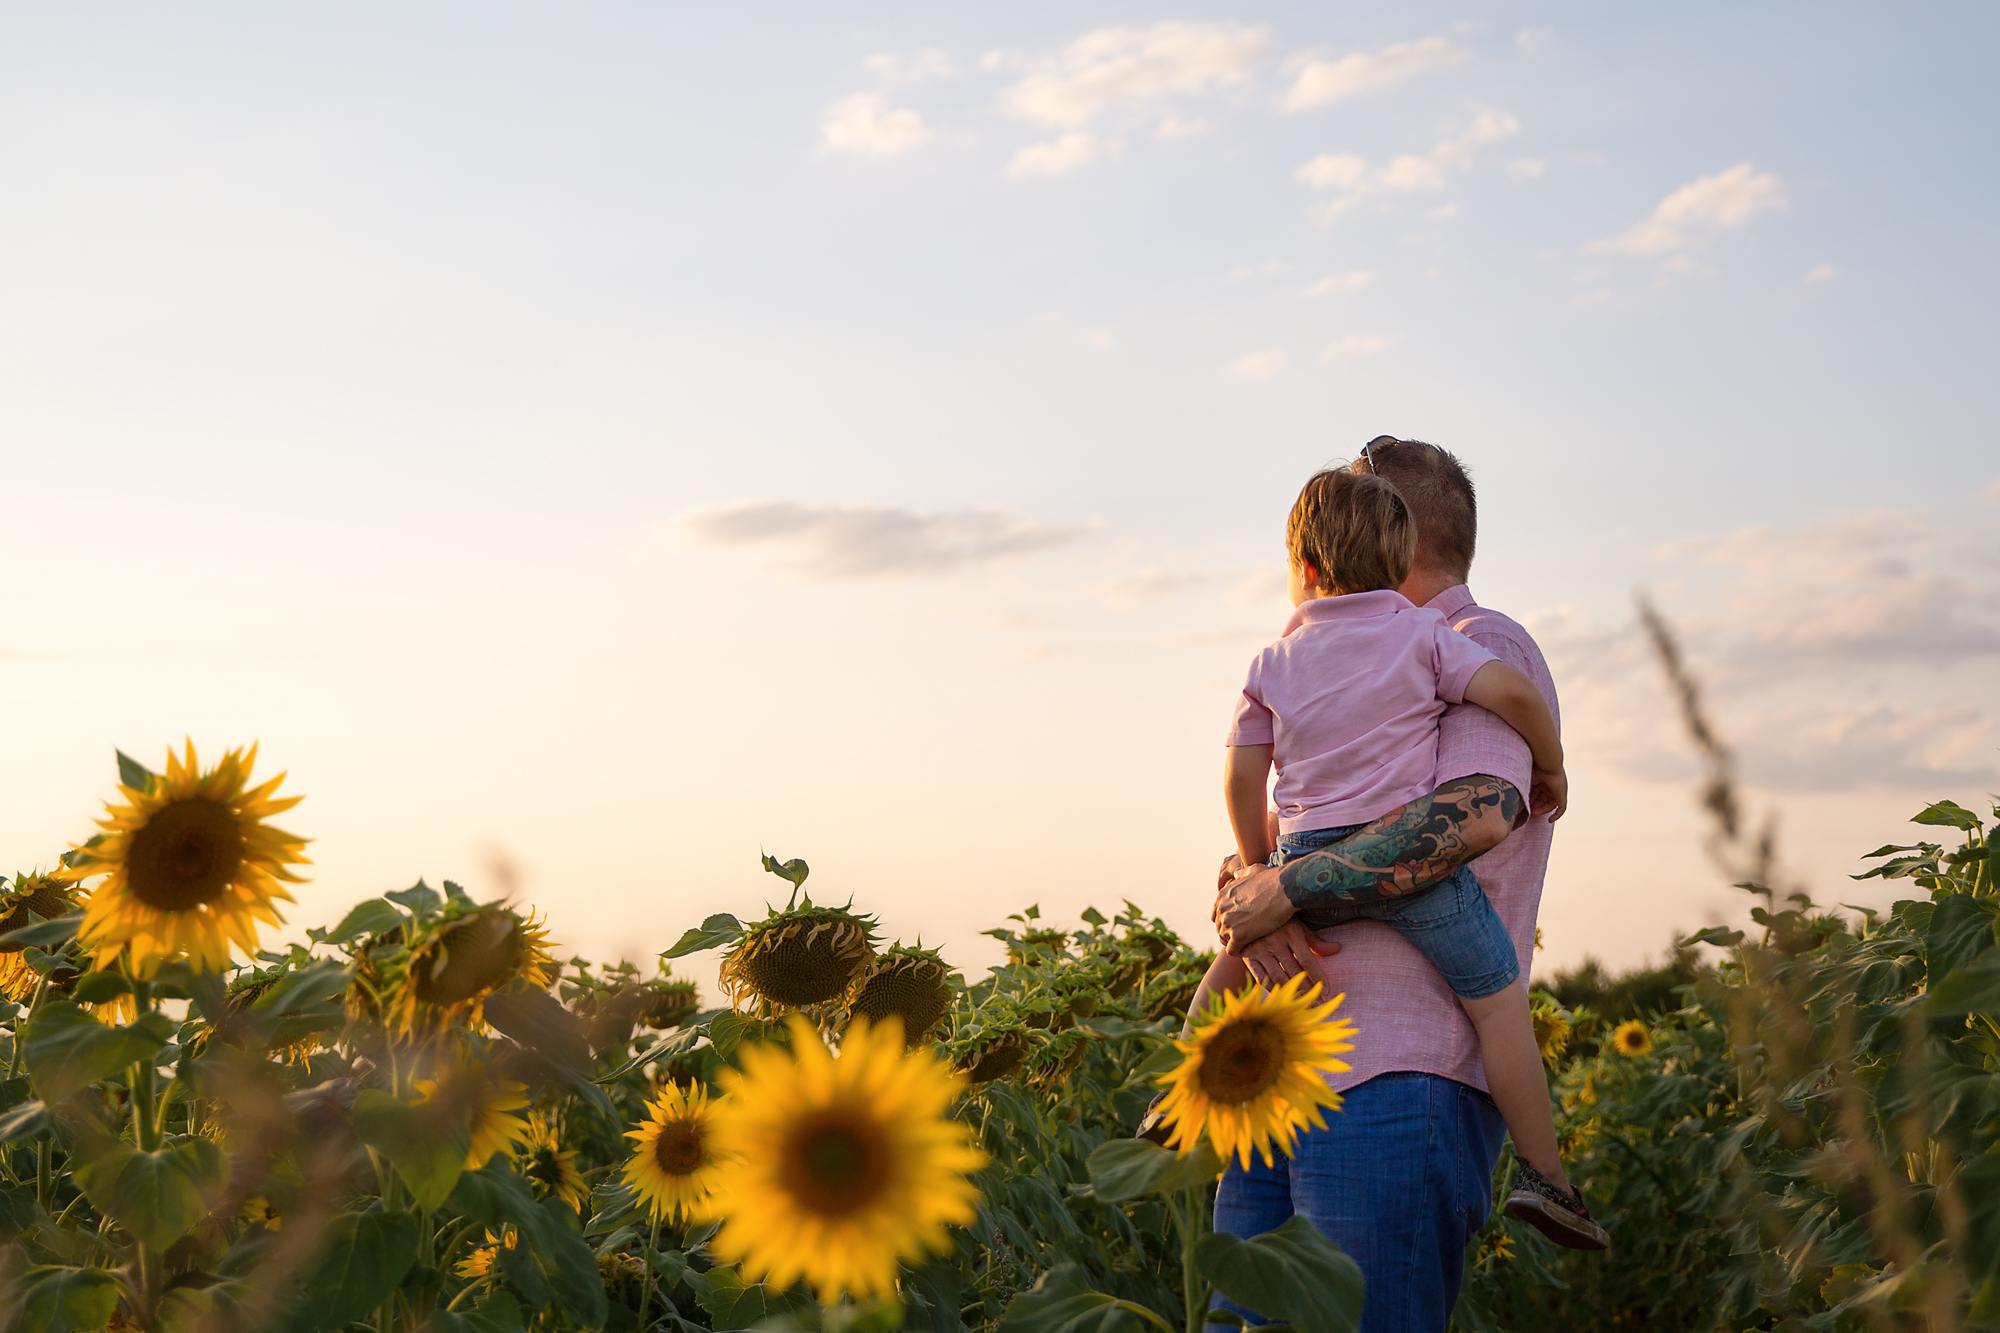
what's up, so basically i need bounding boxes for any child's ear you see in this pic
[1301,561,1324,595]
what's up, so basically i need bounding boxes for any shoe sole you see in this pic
[1506,1193,1610,1251]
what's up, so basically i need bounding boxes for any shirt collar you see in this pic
[1426,583,1477,619]
[1282,588,1413,635]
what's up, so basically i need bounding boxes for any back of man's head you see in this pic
[1353,436,1477,582]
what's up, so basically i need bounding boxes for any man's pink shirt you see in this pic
[1305,584,1559,1096]
[1227,589,1498,834]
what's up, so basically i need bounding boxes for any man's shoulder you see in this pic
[1445,597,1549,673]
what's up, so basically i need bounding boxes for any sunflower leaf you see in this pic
[386,880,443,924]
[0,911,82,951]
[1083,1138,1223,1203]
[352,1090,471,1211]
[0,1098,53,1146]
[664,915,744,959]
[325,898,409,945]
[1,1265,124,1333]
[73,1136,230,1252]
[115,748,159,793]
[453,1166,608,1327]
[24,1003,174,1102]
[1194,1215,1364,1333]
[995,1264,1155,1333]
[289,1208,420,1332]
[68,971,132,1007]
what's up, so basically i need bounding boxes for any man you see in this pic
[1206,437,1562,1333]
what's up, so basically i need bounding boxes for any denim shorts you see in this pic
[1278,823,1520,1001]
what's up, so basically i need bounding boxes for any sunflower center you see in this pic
[654,1120,707,1177]
[415,911,519,1005]
[779,1108,892,1217]
[1196,1018,1287,1105]
[126,799,246,912]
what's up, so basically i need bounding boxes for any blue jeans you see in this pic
[1279,825,1519,1000]
[1209,1072,1507,1333]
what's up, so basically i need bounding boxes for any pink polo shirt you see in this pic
[1311,584,1559,1095]
[1226,590,1497,834]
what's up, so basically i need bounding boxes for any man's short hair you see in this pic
[1353,436,1477,581]
[1286,468,1417,596]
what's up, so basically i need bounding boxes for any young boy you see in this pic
[1191,466,1607,1251]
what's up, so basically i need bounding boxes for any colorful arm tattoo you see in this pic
[1276,774,1523,911]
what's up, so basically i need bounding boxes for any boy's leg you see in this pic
[1187,953,1252,1025]
[1458,980,1567,1190]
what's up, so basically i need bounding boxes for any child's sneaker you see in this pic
[1505,1160,1609,1251]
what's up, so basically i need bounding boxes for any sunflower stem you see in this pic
[637,1213,662,1330]
[1178,1185,1211,1333]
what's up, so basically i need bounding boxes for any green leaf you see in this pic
[3,1265,123,1333]
[324,898,407,945]
[1685,926,1745,948]
[761,854,811,888]
[0,1098,53,1145]
[664,913,744,958]
[0,912,83,951]
[385,880,442,921]
[699,1266,812,1331]
[995,1265,1156,1333]
[25,1003,174,1102]
[0,1183,41,1235]
[296,1209,420,1332]
[902,1256,966,1333]
[73,1137,229,1251]
[116,748,159,793]
[69,972,132,1007]
[1080,906,1108,927]
[352,1089,471,1210]
[1195,1215,1364,1333]
[1085,1137,1224,1203]
[427,1292,527,1333]
[450,1165,609,1327]
[1925,957,2000,1016]
[1914,800,1984,831]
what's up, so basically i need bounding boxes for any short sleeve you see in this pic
[1432,623,1498,704]
[1226,658,1275,746]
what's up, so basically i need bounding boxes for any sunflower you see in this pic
[58,743,308,977]
[846,946,954,1044]
[1611,1020,1653,1057]
[623,1082,729,1223]
[700,1016,989,1303]
[1155,973,1356,1170]
[1531,998,1572,1069]
[0,873,82,1002]
[639,978,702,1030]
[413,1061,534,1169]
[390,904,555,1036]
[523,1112,586,1211]
[952,1027,1033,1084]
[454,1228,516,1283]
[720,901,878,1015]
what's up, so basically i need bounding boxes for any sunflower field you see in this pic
[2,743,1996,1333]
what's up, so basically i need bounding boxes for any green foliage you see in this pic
[1195,1216,1365,1333]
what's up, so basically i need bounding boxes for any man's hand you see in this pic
[1212,863,1295,952]
[1238,920,1342,987]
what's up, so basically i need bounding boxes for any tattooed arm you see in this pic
[1212,774,1523,961]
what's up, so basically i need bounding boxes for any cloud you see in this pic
[1589,163,1787,255]
[864,49,955,84]
[1323,334,1397,359]
[1804,263,1838,283]
[1155,115,1211,140]
[1282,37,1466,111]
[1302,270,1372,297]
[1228,349,1287,380]
[821,94,933,159]
[999,22,1269,128]
[1509,158,1547,181]
[1294,110,1519,207]
[1092,569,1207,609]
[1515,28,1552,55]
[1008,133,1114,178]
[676,500,1086,579]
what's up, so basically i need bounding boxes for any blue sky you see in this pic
[3,3,1996,982]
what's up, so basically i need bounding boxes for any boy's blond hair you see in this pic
[1285,468,1417,595]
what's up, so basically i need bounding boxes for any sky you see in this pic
[2,2,1996,992]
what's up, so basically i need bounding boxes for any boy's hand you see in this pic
[1530,765,1569,822]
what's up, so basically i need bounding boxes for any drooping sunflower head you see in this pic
[0,872,82,1003]
[1611,1019,1653,1057]
[700,1016,989,1304]
[639,978,703,1030]
[522,1112,586,1211]
[1156,974,1357,1170]
[391,903,555,1036]
[1530,995,1572,1070]
[623,1081,729,1223]
[1004,927,1071,967]
[59,743,308,977]
[412,1055,534,1169]
[719,901,878,1015]
[949,1023,1034,1085]
[845,945,955,1044]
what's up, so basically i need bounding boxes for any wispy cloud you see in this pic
[1282,37,1466,111]
[1008,133,1114,178]
[1302,270,1372,297]
[1295,110,1519,210]
[676,501,1087,579]
[1092,569,1207,609]
[821,94,933,159]
[1589,163,1787,255]
[1323,334,1397,359]
[998,22,1269,129]
[864,49,955,85]
[1804,263,1838,283]
[1228,348,1287,380]
[1508,158,1547,181]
